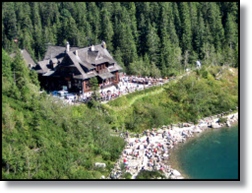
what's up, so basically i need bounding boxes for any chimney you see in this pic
[102,41,106,49]
[91,45,95,51]
[66,41,70,53]
[75,50,78,57]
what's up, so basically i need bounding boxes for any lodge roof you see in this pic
[36,60,49,73]
[21,49,36,68]
[35,42,122,80]
[43,46,79,60]
[10,49,36,68]
[98,72,114,80]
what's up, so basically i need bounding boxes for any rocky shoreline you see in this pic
[108,111,238,180]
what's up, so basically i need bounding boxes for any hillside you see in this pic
[103,66,238,133]
[2,49,125,179]
[2,48,238,179]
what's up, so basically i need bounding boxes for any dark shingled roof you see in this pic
[35,42,122,80]
[36,60,50,74]
[21,49,36,67]
[85,71,98,79]
[107,63,123,72]
[43,46,79,60]
[10,49,36,68]
[67,52,87,78]
[50,58,58,64]
[98,72,114,80]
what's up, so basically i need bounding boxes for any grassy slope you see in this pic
[102,66,238,133]
[2,64,237,179]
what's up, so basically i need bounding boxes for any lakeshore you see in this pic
[168,124,238,179]
[109,111,238,179]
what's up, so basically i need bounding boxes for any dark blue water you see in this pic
[170,125,239,179]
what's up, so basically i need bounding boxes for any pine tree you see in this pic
[74,3,89,47]
[204,3,225,52]
[149,2,160,27]
[146,22,160,66]
[167,3,180,46]
[113,7,138,69]
[2,2,18,52]
[225,13,237,50]
[57,8,79,46]
[159,3,170,75]
[30,2,44,59]
[127,2,138,42]
[179,2,192,53]
[2,48,13,83]
[194,9,205,59]
[86,2,101,44]
[113,47,125,71]
[15,3,33,52]
[159,2,182,76]
[189,2,199,53]
[172,3,182,43]
[100,7,114,52]
[137,13,148,56]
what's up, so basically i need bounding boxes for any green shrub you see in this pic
[202,70,209,79]
[135,170,165,179]
[83,159,93,170]
[122,172,132,179]
[101,151,111,161]
[218,117,227,124]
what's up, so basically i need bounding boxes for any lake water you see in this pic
[168,125,239,180]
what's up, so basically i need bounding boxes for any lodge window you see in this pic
[86,80,91,90]
[96,64,107,73]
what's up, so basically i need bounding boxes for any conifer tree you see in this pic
[194,9,205,59]
[100,7,114,52]
[127,2,138,42]
[146,22,160,66]
[225,13,237,50]
[86,2,101,44]
[137,13,148,56]
[30,2,44,59]
[2,2,18,52]
[172,3,182,43]
[179,2,192,53]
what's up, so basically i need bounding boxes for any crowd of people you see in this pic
[110,127,185,179]
[59,74,176,105]
[94,74,173,103]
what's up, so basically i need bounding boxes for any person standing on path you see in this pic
[146,136,150,145]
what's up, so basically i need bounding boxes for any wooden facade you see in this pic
[82,71,120,93]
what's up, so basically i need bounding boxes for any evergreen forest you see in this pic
[2,2,238,179]
[2,2,238,76]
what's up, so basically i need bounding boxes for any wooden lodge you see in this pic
[33,41,122,93]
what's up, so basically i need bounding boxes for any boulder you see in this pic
[226,121,231,127]
[193,127,202,133]
[165,172,172,179]
[169,175,176,179]
[172,169,181,177]
[211,123,220,129]
[94,162,106,168]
